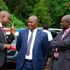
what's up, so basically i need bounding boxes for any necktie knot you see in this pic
[30,30,33,32]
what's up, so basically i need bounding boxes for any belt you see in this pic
[58,48,66,52]
[25,59,32,62]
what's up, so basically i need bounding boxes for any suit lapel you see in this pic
[33,29,41,49]
[25,29,29,42]
[62,31,70,40]
[23,29,29,51]
[56,31,63,41]
[0,27,7,43]
[60,31,64,40]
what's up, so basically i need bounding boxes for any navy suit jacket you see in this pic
[16,28,49,70]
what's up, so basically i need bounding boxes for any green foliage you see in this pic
[0,0,26,28]
[1,0,70,28]
[5,0,39,26]
[47,0,70,28]
[32,0,53,27]
[7,0,38,19]
[65,2,70,13]
[8,14,26,28]
[0,0,9,11]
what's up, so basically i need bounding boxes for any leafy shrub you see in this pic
[0,0,9,11]
[8,14,26,28]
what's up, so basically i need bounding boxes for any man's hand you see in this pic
[4,44,11,50]
[10,23,16,34]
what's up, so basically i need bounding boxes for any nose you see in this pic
[7,18,10,22]
[28,22,32,25]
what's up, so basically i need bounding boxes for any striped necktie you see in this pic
[1,27,5,33]
[26,31,33,55]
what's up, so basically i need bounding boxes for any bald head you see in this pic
[27,15,38,30]
[61,15,70,30]
[0,10,10,26]
[0,11,10,18]
[61,15,70,24]
[28,16,38,23]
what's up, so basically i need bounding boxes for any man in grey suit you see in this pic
[0,11,15,70]
[49,15,70,70]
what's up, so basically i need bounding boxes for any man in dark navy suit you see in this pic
[16,15,49,70]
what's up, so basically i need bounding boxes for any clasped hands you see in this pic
[10,24,16,35]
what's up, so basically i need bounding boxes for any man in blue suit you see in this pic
[16,15,49,70]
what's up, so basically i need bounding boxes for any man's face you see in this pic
[27,16,37,30]
[61,19,69,30]
[2,15,10,26]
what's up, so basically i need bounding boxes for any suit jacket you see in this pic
[16,28,49,70]
[50,30,70,70]
[0,27,14,67]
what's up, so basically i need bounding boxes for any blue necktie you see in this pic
[26,31,33,55]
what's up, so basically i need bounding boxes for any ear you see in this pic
[0,16,4,21]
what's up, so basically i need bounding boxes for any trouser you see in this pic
[22,59,33,70]
[0,64,5,70]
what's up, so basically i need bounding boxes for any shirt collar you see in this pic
[64,28,70,33]
[0,22,2,27]
[29,28,38,32]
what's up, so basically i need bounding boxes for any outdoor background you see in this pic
[0,0,70,28]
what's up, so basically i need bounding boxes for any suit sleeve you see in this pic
[50,32,70,49]
[7,33,15,44]
[0,43,4,51]
[56,34,70,48]
[16,31,22,52]
[42,33,49,58]
[0,33,14,51]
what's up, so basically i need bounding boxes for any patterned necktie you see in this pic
[61,31,67,40]
[26,31,33,55]
[1,27,5,33]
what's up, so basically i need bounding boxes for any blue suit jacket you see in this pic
[16,28,49,70]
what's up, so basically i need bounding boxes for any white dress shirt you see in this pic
[25,28,38,60]
[0,22,2,27]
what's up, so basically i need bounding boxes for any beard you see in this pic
[2,22,8,27]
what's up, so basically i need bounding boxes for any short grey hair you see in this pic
[28,15,39,23]
[61,15,70,23]
[0,10,10,17]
